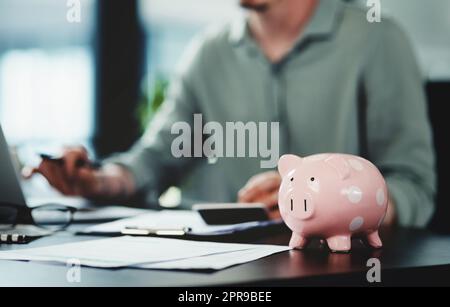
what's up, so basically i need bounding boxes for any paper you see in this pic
[82,210,281,236]
[0,236,290,269]
[136,246,289,270]
[72,206,149,223]
[27,196,149,223]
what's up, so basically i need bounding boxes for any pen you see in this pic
[121,226,192,236]
[39,153,103,169]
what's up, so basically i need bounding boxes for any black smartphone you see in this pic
[193,203,270,225]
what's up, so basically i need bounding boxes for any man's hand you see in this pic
[23,146,134,200]
[23,147,97,197]
[238,171,281,220]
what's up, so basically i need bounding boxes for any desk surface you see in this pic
[1,226,450,286]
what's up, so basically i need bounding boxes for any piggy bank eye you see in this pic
[290,177,294,182]
[310,177,315,181]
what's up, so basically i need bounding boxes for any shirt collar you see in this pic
[228,0,344,46]
[228,16,248,46]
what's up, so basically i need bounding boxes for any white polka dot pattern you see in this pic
[346,186,362,203]
[376,188,385,206]
[349,216,364,231]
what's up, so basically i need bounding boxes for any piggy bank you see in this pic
[278,153,388,252]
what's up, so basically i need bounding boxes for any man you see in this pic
[27,0,436,227]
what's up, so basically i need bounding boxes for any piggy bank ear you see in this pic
[278,154,302,177]
[325,155,351,180]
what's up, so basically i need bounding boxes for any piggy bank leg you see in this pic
[366,231,382,248]
[326,235,351,253]
[289,233,308,249]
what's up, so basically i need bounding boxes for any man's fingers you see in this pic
[268,209,281,221]
[242,172,281,192]
[44,166,73,195]
[36,162,74,195]
[63,147,89,179]
[239,172,281,202]
[248,191,281,221]
[249,192,279,209]
[73,168,99,197]
[22,146,97,197]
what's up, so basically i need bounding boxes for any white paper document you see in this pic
[0,236,290,270]
[137,246,289,270]
[82,210,281,236]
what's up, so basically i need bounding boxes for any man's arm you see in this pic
[102,39,206,205]
[362,20,436,227]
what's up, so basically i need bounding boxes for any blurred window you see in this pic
[0,0,95,146]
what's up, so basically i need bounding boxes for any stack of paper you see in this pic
[0,236,290,270]
[137,245,291,270]
[81,210,282,236]
[27,196,150,222]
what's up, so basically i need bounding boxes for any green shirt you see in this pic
[109,0,436,227]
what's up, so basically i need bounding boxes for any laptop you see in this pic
[0,124,149,243]
[0,125,33,223]
[0,124,48,242]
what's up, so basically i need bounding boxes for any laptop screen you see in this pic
[0,124,28,208]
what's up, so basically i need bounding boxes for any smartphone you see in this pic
[193,203,270,225]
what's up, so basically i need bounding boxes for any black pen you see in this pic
[39,153,102,169]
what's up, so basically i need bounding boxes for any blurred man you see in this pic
[27,0,436,227]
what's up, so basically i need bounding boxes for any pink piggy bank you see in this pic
[278,153,388,252]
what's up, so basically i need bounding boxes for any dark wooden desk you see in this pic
[0,227,449,286]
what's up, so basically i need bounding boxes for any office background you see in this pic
[0,0,448,232]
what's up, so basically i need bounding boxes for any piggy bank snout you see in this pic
[283,189,314,220]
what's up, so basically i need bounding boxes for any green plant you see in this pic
[136,75,169,133]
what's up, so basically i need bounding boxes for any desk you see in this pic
[0,227,449,286]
